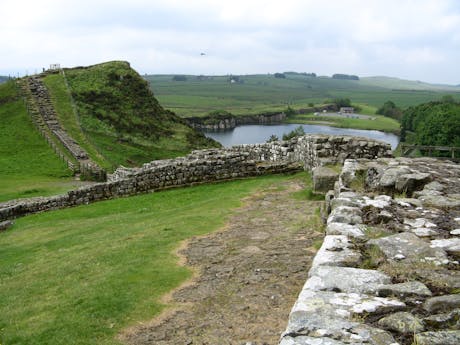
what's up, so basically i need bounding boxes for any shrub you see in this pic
[282,126,305,140]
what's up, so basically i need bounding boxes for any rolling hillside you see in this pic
[38,61,218,171]
[0,61,219,200]
[360,76,460,91]
[0,80,76,201]
[146,73,460,118]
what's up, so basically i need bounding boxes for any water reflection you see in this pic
[204,124,399,149]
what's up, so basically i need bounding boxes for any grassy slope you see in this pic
[42,74,108,168]
[0,173,305,345]
[61,61,217,170]
[286,113,400,133]
[146,73,460,119]
[360,76,460,91]
[0,81,76,202]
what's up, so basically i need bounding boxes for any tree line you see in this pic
[400,96,460,147]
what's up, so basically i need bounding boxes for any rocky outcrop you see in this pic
[186,112,287,131]
[280,157,460,345]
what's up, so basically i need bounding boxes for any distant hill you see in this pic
[0,76,9,84]
[360,76,460,92]
[332,74,359,81]
[146,73,460,118]
[50,61,219,168]
[0,61,219,179]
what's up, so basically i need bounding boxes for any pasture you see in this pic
[146,73,460,118]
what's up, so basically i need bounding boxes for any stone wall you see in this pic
[0,135,391,222]
[0,149,298,222]
[19,75,106,181]
[280,157,460,345]
[225,135,391,170]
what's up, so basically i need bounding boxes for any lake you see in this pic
[204,124,400,149]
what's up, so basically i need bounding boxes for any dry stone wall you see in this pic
[281,157,460,345]
[0,135,391,222]
[20,76,106,181]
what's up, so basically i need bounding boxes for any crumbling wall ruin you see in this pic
[0,134,391,222]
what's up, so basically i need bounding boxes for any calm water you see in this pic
[204,124,400,149]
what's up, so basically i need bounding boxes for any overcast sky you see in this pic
[1,0,459,84]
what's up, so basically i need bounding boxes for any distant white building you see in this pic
[49,63,61,70]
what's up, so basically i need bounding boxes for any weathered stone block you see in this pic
[414,330,460,345]
[376,281,432,298]
[311,235,361,269]
[0,220,13,231]
[377,312,424,334]
[368,232,449,265]
[306,266,392,293]
[424,294,460,313]
[312,166,339,193]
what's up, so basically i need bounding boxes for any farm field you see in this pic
[146,73,460,118]
[285,113,401,133]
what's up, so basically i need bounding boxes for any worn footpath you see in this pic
[121,177,324,345]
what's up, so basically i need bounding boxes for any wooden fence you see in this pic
[401,144,460,160]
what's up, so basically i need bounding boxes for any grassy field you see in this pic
[287,113,401,133]
[0,173,305,345]
[146,73,460,118]
[0,81,76,202]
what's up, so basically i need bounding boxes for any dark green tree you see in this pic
[401,101,460,147]
[441,95,456,104]
[282,126,305,140]
[267,134,279,142]
[332,98,352,108]
[172,75,187,81]
[376,101,403,121]
[285,106,296,117]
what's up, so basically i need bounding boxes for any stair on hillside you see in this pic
[20,76,106,181]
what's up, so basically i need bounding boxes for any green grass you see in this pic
[291,173,326,201]
[286,113,401,133]
[42,73,108,169]
[147,73,460,121]
[291,188,325,201]
[0,81,74,202]
[0,173,302,345]
[42,61,217,171]
[355,103,378,114]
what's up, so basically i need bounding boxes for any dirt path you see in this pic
[121,178,323,345]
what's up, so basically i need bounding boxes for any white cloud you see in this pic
[0,0,459,83]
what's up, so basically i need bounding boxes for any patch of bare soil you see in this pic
[120,178,323,345]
